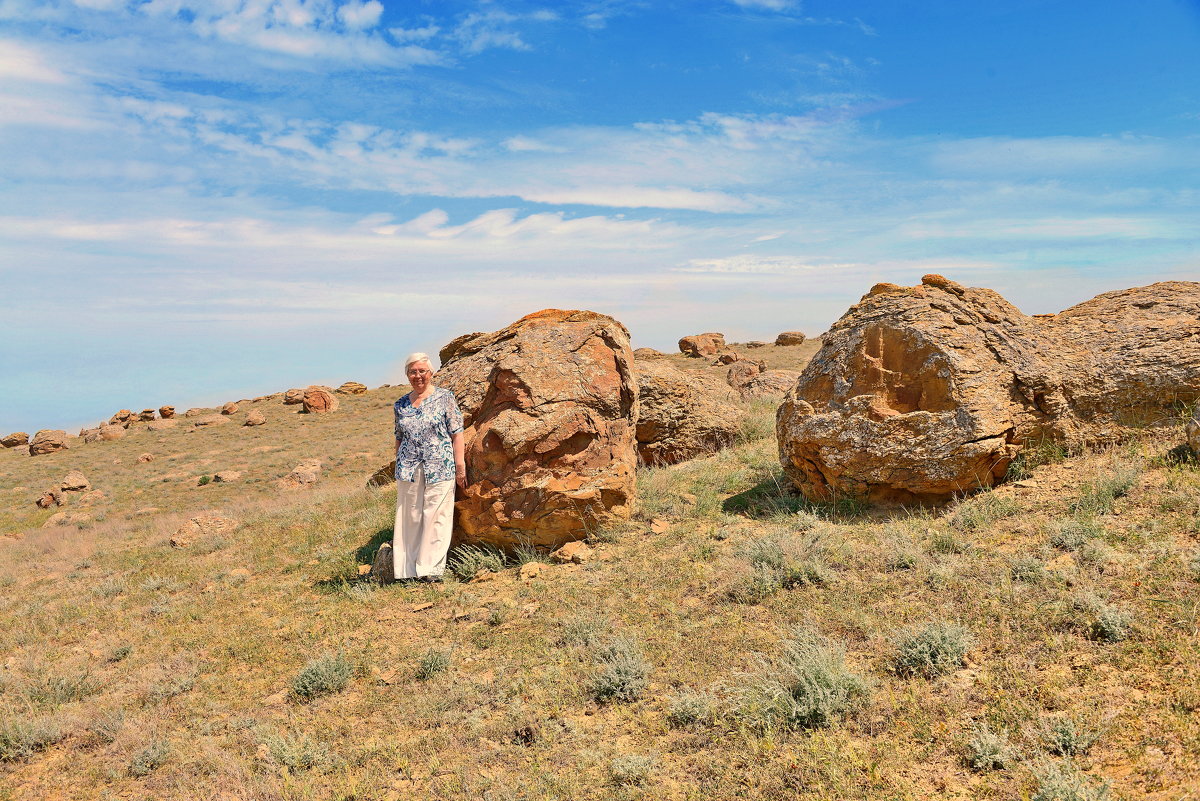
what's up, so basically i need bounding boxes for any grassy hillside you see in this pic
[1,341,1198,800]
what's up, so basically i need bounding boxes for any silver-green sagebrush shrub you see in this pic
[965,722,1014,771]
[730,630,869,731]
[128,739,170,776]
[666,689,718,728]
[892,621,972,679]
[1069,467,1139,516]
[609,754,654,786]
[588,636,650,704]
[447,544,507,580]
[949,492,1019,532]
[0,713,62,762]
[291,653,351,701]
[1031,760,1110,801]
[1043,716,1100,756]
[261,730,337,772]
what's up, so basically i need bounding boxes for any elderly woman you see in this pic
[392,352,466,582]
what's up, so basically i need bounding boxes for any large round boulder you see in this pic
[301,387,339,414]
[635,360,744,466]
[29,430,69,456]
[2,432,29,448]
[436,309,638,550]
[778,276,1200,505]
[336,381,367,395]
[678,332,725,358]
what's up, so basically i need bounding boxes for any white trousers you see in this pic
[392,465,456,579]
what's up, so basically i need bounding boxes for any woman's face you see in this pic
[407,362,433,393]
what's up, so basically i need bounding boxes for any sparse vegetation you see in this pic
[127,739,170,776]
[415,648,451,680]
[261,729,337,772]
[892,621,972,678]
[447,543,507,580]
[291,653,351,701]
[666,688,718,728]
[588,636,650,703]
[0,713,62,762]
[1032,760,1111,801]
[730,630,869,731]
[965,722,1013,771]
[1043,716,1101,756]
[1069,467,1140,516]
[608,754,654,786]
[950,492,1019,532]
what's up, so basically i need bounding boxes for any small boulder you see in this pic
[678,332,725,358]
[712,351,741,365]
[193,416,229,427]
[277,459,321,490]
[43,511,91,528]
[243,410,266,427]
[146,419,177,431]
[171,514,238,548]
[519,562,545,579]
[745,341,767,349]
[632,347,667,359]
[184,408,207,417]
[301,387,339,414]
[1,432,28,448]
[549,541,593,564]
[158,406,175,419]
[29,430,69,456]
[213,471,242,483]
[99,423,126,441]
[220,402,239,415]
[138,409,157,422]
[283,388,305,405]
[77,490,106,506]
[367,460,397,488]
[138,453,155,463]
[336,381,368,395]
[775,331,807,346]
[726,360,762,393]
[60,471,90,492]
[108,410,134,426]
[369,543,395,583]
[35,491,63,509]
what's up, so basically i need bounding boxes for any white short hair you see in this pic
[404,352,434,373]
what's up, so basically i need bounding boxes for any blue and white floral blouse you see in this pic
[393,387,465,484]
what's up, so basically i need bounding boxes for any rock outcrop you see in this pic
[436,309,638,549]
[283,389,305,405]
[678,332,725,358]
[109,410,134,426]
[777,276,1200,505]
[171,514,238,548]
[741,369,801,400]
[146,420,177,431]
[2,432,28,448]
[29,430,69,456]
[775,331,807,346]
[138,409,157,422]
[220,402,239,415]
[278,459,321,490]
[336,381,367,395]
[301,387,339,414]
[60,471,90,492]
[159,406,175,419]
[243,410,266,426]
[632,347,667,359]
[635,360,744,466]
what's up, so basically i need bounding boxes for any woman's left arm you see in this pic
[452,431,466,489]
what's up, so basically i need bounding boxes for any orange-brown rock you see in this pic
[439,332,485,366]
[60,471,90,492]
[778,276,1200,505]
[367,460,396,488]
[632,347,667,359]
[35,491,63,509]
[159,406,175,419]
[775,331,807,346]
[138,409,156,422]
[184,408,207,417]
[2,432,28,448]
[712,351,741,365]
[301,387,339,414]
[635,359,744,466]
[171,514,238,548]
[192,415,229,427]
[277,459,321,490]
[220,402,239,415]
[108,410,134,426]
[283,389,305,405]
[243,410,266,426]
[146,419,177,431]
[727,360,762,393]
[435,309,638,550]
[336,381,367,395]
[29,430,69,456]
[678,332,725,358]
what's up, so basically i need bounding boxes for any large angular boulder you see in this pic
[336,381,367,395]
[741,369,801,400]
[301,387,339,414]
[243,410,266,426]
[436,309,638,549]
[29,430,69,456]
[283,388,305,405]
[778,276,1200,505]
[678,332,725,358]
[159,406,175,419]
[775,331,807,346]
[635,360,744,466]
[277,459,321,490]
[2,432,28,448]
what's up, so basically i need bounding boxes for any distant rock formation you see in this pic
[220,402,239,415]
[336,381,367,395]
[243,410,266,426]
[278,459,321,490]
[301,387,339,414]
[678,332,725,358]
[775,331,806,346]
[778,276,1200,504]
[159,406,175,419]
[29,430,69,456]
[635,360,743,466]
[2,432,29,448]
[283,388,305,405]
[436,309,637,549]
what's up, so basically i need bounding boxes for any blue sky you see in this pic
[2,0,1198,434]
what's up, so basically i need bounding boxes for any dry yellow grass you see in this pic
[2,355,1198,800]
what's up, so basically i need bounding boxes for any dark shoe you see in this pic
[418,575,443,584]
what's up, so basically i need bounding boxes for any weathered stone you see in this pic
[35,491,63,508]
[60,471,90,492]
[549,541,593,564]
[436,309,638,550]
[301,387,339,414]
[243,410,266,427]
[77,490,106,506]
[745,341,767,349]
[775,331,807,346]
[369,543,395,583]
[108,410,134,425]
[171,514,238,548]
[740,369,801,400]
[712,351,741,365]
[139,409,157,422]
[778,276,1200,505]
[146,419,177,431]
[283,389,305,405]
[277,459,321,490]
[100,423,126,441]
[2,432,28,448]
[159,406,175,419]
[80,428,102,444]
[519,561,545,579]
[635,359,744,466]
[632,347,667,359]
[184,408,206,417]
[43,511,91,528]
[726,360,762,394]
[439,332,486,366]
[213,471,242,483]
[220,402,238,415]
[138,453,154,463]
[678,332,725,358]
[29,430,69,456]
[192,416,229,427]
[367,460,396,488]
[336,381,367,395]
